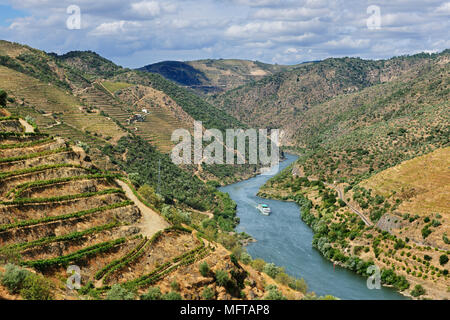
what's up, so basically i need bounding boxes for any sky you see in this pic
[0,0,449,68]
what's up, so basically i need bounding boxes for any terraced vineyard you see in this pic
[78,82,192,153]
[0,112,222,299]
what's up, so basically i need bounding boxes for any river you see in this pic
[219,153,407,300]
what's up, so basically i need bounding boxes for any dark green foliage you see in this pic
[0,89,7,106]
[0,264,30,294]
[199,261,210,277]
[439,254,448,266]
[106,284,135,300]
[410,284,426,297]
[215,269,229,287]
[103,136,214,211]
[162,291,182,300]
[202,286,215,300]
[140,287,162,300]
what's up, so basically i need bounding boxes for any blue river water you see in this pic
[219,154,407,300]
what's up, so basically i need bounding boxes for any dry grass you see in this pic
[361,147,450,216]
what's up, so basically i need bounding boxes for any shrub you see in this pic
[240,252,252,265]
[199,261,210,277]
[275,272,290,286]
[264,285,286,300]
[215,269,229,287]
[20,274,53,300]
[263,263,282,279]
[251,259,266,272]
[289,278,308,294]
[140,287,162,300]
[162,291,182,300]
[439,254,449,266]
[202,286,214,300]
[170,279,180,291]
[410,284,426,297]
[106,284,135,300]
[0,264,30,294]
[0,89,7,106]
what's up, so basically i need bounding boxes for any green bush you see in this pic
[202,286,214,300]
[251,258,266,272]
[170,279,180,291]
[410,284,426,297]
[0,89,7,106]
[0,264,30,294]
[140,287,162,300]
[264,285,286,300]
[439,254,448,266]
[263,263,282,279]
[20,274,54,300]
[199,261,210,277]
[106,284,135,300]
[240,252,252,265]
[215,269,229,287]
[162,291,182,300]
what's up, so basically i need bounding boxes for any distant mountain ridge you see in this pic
[139,59,299,94]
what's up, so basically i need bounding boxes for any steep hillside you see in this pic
[0,110,305,301]
[139,59,296,94]
[291,53,449,184]
[211,51,448,144]
[358,147,450,249]
[0,40,260,183]
[256,51,449,300]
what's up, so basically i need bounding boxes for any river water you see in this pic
[219,154,407,300]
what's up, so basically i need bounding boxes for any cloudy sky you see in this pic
[0,0,449,68]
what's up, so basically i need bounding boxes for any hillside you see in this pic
[0,109,305,300]
[358,147,450,249]
[211,51,449,144]
[139,59,296,94]
[255,51,449,299]
[0,40,259,183]
[259,150,450,299]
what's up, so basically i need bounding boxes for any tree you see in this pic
[410,284,426,297]
[0,89,7,107]
[439,254,448,266]
[215,269,229,287]
[199,261,210,277]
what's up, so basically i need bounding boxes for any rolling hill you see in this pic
[139,59,297,94]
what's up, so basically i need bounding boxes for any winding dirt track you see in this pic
[325,182,373,226]
[115,179,170,237]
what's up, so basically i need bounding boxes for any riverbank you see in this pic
[258,163,448,300]
[220,154,406,300]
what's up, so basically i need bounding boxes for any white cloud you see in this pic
[434,2,450,14]
[130,1,161,18]
[0,0,448,67]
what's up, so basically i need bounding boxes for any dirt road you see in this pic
[115,179,170,237]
